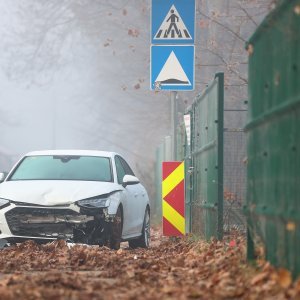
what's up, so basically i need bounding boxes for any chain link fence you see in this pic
[223,111,247,238]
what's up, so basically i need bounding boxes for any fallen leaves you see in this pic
[128,28,140,37]
[247,43,254,56]
[251,271,269,285]
[134,83,140,90]
[103,38,113,47]
[294,5,300,15]
[277,269,293,289]
[116,248,123,255]
[0,229,298,299]
[286,222,296,232]
[198,19,209,28]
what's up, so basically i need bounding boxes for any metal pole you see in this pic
[216,72,224,241]
[52,97,57,149]
[171,91,178,160]
[247,223,255,261]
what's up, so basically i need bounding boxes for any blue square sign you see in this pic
[151,45,195,91]
[151,0,195,44]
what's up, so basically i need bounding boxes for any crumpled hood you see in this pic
[0,180,122,206]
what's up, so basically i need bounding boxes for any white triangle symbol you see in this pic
[155,51,191,86]
[154,5,192,40]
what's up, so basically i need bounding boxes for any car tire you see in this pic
[108,206,122,250]
[128,208,150,249]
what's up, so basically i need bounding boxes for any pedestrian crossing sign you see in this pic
[151,0,195,44]
[151,45,194,91]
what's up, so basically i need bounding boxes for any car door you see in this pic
[118,156,146,235]
[115,156,145,237]
[114,156,136,236]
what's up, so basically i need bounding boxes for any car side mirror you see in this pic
[0,172,7,183]
[122,175,140,187]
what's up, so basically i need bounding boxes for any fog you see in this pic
[0,0,272,199]
[0,1,174,199]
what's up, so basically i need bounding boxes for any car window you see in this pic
[9,155,113,182]
[119,157,135,176]
[115,156,127,184]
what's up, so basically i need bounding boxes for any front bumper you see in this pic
[0,203,110,245]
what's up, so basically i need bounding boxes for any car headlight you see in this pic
[77,197,110,208]
[0,198,10,209]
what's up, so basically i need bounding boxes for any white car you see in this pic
[0,150,150,249]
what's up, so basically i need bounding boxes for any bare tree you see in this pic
[0,0,274,201]
[192,0,273,107]
[1,0,169,202]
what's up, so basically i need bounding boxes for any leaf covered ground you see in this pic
[0,229,299,299]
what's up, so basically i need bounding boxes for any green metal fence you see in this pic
[154,72,248,241]
[187,73,224,240]
[246,0,300,277]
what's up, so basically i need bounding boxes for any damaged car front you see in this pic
[0,151,125,248]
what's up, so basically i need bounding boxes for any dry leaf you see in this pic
[126,270,135,278]
[199,20,209,28]
[286,222,296,231]
[251,272,269,285]
[229,240,236,247]
[294,5,300,15]
[247,44,254,56]
[116,249,123,255]
[277,268,292,289]
[128,28,139,37]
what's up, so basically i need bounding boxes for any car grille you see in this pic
[12,201,69,207]
[5,207,80,238]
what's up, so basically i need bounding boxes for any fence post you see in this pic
[247,223,255,260]
[216,72,224,241]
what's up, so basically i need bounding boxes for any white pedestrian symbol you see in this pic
[154,5,192,40]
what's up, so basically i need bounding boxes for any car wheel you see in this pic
[129,208,150,249]
[108,206,122,250]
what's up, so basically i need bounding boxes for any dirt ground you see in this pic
[0,228,299,300]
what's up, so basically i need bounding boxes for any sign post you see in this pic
[151,0,195,236]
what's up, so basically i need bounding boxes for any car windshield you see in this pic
[9,155,113,182]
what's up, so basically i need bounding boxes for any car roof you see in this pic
[24,150,119,158]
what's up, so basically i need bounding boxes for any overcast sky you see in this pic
[0,1,171,179]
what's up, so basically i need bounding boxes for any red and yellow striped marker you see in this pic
[162,161,185,236]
